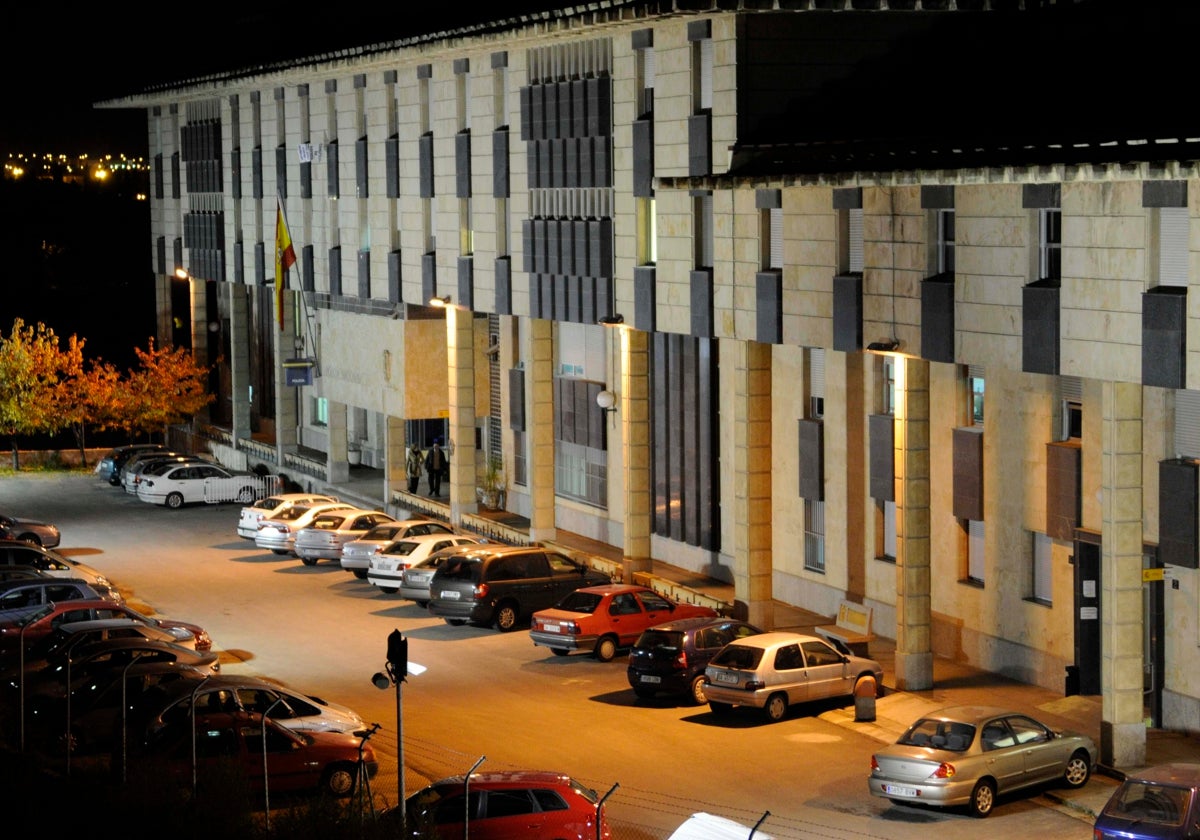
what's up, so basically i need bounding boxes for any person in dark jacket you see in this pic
[426,440,447,497]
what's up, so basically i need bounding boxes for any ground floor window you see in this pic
[805,500,825,573]
[555,440,607,508]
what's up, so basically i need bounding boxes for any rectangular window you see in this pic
[938,209,955,274]
[848,208,864,273]
[762,206,783,271]
[966,519,984,585]
[459,198,473,255]
[1039,208,1062,281]
[555,440,607,508]
[637,197,657,265]
[456,65,470,133]
[877,500,897,561]
[968,367,984,426]
[804,500,825,573]
[692,37,713,112]
[419,75,433,135]
[636,45,655,117]
[1156,206,1189,286]
[493,60,509,129]
[313,397,328,427]
[881,356,896,415]
[512,430,527,486]
[694,193,713,268]
[1032,531,1052,604]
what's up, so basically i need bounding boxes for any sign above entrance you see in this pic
[284,357,317,387]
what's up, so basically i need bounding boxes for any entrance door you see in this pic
[1072,537,1102,695]
[1144,547,1165,727]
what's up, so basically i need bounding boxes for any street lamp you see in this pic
[261,697,285,831]
[372,629,426,827]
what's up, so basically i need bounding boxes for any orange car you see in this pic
[530,583,719,662]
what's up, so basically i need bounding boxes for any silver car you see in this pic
[340,519,457,579]
[868,704,1096,817]
[703,631,884,722]
[0,512,60,548]
[367,534,483,594]
[236,492,340,540]
[254,502,356,555]
[293,509,396,566]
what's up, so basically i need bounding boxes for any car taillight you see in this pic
[473,583,489,599]
[674,650,688,670]
[745,680,764,691]
[870,756,880,772]
[931,762,956,779]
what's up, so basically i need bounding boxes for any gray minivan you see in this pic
[427,545,611,631]
[0,577,105,623]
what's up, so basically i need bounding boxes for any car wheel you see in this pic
[688,674,708,705]
[236,486,255,504]
[301,556,318,566]
[322,762,357,798]
[708,700,733,716]
[18,533,42,546]
[764,692,788,722]
[494,601,519,632]
[165,492,184,509]
[633,686,657,700]
[416,600,429,608]
[353,570,367,580]
[967,778,996,818]
[550,648,570,657]
[445,618,466,626]
[594,635,618,662]
[1062,750,1092,788]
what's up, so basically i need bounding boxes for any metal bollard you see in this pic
[854,674,877,722]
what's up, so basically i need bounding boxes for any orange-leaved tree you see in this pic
[59,359,126,467]
[123,338,215,441]
[0,319,84,470]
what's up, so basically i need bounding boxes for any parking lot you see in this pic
[0,471,1100,839]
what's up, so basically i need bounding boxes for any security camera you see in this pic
[371,671,391,690]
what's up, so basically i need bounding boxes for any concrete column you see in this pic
[621,327,652,582]
[730,340,774,628]
[190,277,211,422]
[384,413,406,512]
[273,292,300,464]
[327,401,349,483]
[528,318,556,541]
[894,356,933,691]
[227,285,251,444]
[446,305,477,525]
[1100,380,1146,768]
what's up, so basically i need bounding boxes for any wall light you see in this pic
[597,313,624,327]
[429,294,452,308]
[867,340,901,353]
[596,389,618,415]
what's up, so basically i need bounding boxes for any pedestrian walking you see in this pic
[405,443,424,494]
[426,439,447,497]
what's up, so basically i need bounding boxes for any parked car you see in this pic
[0,598,210,657]
[397,548,468,607]
[115,448,186,488]
[138,710,376,797]
[0,540,121,603]
[122,454,210,495]
[24,637,221,695]
[254,501,357,555]
[134,673,367,742]
[97,443,171,485]
[402,770,611,840]
[627,616,764,704]
[11,618,183,680]
[138,461,265,508]
[530,584,720,662]
[1093,762,1200,839]
[0,578,109,624]
[366,534,484,594]
[0,512,60,548]
[236,492,340,540]
[868,704,1096,818]
[427,545,613,632]
[293,509,397,566]
[339,519,457,579]
[703,631,884,723]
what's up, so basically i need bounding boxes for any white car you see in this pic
[137,462,265,509]
[254,501,357,555]
[123,454,209,495]
[237,492,340,540]
[367,534,484,594]
[293,509,397,567]
[339,519,457,579]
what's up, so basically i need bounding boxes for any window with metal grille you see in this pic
[804,500,825,573]
[967,519,985,585]
[1039,209,1061,280]
[1032,531,1052,604]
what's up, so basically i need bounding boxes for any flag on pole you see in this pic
[274,198,297,331]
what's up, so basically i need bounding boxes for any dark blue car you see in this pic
[1094,762,1200,839]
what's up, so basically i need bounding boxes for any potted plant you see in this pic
[478,456,506,510]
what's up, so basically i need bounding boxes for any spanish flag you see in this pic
[274,198,297,331]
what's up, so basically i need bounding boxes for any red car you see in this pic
[141,710,376,798]
[529,583,719,662]
[0,598,211,654]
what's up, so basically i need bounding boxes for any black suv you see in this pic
[426,545,611,631]
[627,616,762,705]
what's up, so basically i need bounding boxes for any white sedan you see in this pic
[136,463,266,509]
[254,501,357,555]
[236,492,340,540]
[368,534,485,595]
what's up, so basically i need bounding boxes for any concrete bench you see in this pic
[815,600,875,657]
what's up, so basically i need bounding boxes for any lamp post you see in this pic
[120,650,148,784]
[464,755,486,840]
[261,697,285,831]
[189,675,211,796]
[372,629,425,828]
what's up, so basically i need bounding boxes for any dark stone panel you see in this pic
[581,276,596,325]
[232,239,243,285]
[868,413,894,502]
[254,241,266,286]
[579,137,594,189]
[326,140,339,197]
[688,113,711,176]
[540,272,555,318]
[522,220,534,274]
[833,272,863,352]
[275,146,288,199]
[1046,441,1081,540]
[756,270,783,345]
[538,138,552,187]
[1143,180,1187,208]
[252,147,263,200]
[652,333,669,535]
[595,277,612,322]
[422,252,437,303]
[544,83,558,140]
[1022,183,1061,209]
[554,275,569,322]
[1143,287,1187,388]
[456,130,471,199]
[1160,459,1199,569]
[920,185,954,209]
[952,427,984,521]
[519,85,532,141]
[1023,279,1060,375]
[356,137,368,198]
[551,138,566,187]
[419,134,434,198]
[329,246,342,297]
[533,218,548,274]
[508,367,526,431]
[492,128,509,198]
[388,250,401,304]
[594,135,612,188]
[633,118,654,197]
[755,188,781,210]
[587,76,611,138]
[921,272,955,363]
[457,256,474,311]
[302,245,314,292]
[495,256,512,316]
[357,249,370,298]
[557,80,572,140]
[573,220,590,277]
[571,78,587,138]
[567,276,582,324]
[798,419,824,501]
[589,218,613,280]
[300,160,312,199]
[832,187,862,210]
[634,265,656,333]
[230,148,241,200]
[690,268,713,338]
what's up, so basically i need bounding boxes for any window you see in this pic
[809,348,824,419]
[1063,400,1082,441]
[881,356,896,415]
[636,43,655,117]
[694,193,713,269]
[1039,208,1061,281]
[692,35,712,113]
[456,64,470,133]
[313,397,328,427]
[555,440,607,508]
[966,519,984,585]
[968,368,984,426]
[804,500,825,573]
[637,197,657,265]
[492,57,509,129]
[1155,206,1188,286]
[459,198,473,255]
[1032,531,1052,604]
[877,500,896,561]
[762,206,783,271]
[938,209,955,274]
[847,208,864,273]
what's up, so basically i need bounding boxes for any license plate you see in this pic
[713,672,739,685]
[639,675,661,684]
[440,590,460,600]
[883,784,917,797]
[543,624,561,633]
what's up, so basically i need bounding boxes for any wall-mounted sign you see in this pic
[284,357,316,387]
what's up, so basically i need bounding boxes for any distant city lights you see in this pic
[3,151,149,190]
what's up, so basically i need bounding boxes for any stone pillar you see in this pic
[227,285,252,444]
[1101,380,1147,768]
[528,318,556,541]
[446,305,477,525]
[327,401,349,483]
[384,413,406,513]
[894,356,933,691]
[621,327,652,582]
[729,340,774,628]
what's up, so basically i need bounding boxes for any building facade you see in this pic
[101,0,1200,768]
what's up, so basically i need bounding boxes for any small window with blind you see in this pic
[964,519,985,586]
[1174,389,1200,459]
[762,206,783,271]
[809,347,824,419]
[1155,207,1189,287]
[1030,531,1052,605]
[1039,209,1062,281]
[848,208,864,274]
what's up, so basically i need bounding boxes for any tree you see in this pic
[0,319,84,469]
[59,359,124,467]
[123,337,214,440]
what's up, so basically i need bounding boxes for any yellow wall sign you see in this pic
[1142,568,1165,582]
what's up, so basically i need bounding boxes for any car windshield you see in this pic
[436,558,481,583]
[277,507,319,522]
[382,541,421,557]
[553,591,603,613]
[635,629,684,651]
[710,644,764,670]
[253,497,285,511]
[310,515,347,530]
[364,525,402,540]
[899,719,976,751]
[1102,780,1192,827]
[11,602,55,626]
